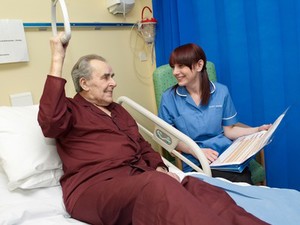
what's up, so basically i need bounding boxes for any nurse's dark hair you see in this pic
[71,54,107,93]
[169,43,211,105]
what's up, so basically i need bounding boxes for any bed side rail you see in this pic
[116,96,211,176]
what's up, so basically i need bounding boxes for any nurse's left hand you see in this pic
[258,124,272,132]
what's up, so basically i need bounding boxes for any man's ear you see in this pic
[79,77,89,91]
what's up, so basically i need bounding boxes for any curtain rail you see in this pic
[23,22,136,29]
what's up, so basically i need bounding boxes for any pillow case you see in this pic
[0,105,63,190]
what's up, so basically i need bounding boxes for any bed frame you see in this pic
[116,96,211,176]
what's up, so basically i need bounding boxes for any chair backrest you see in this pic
[153,61,217,108]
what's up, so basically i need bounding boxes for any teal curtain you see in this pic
[153,0,300,190]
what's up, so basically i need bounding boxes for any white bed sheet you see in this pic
[171,167,300,225]
[1,165,300,225]
[2,98,299,225]
[0,167,87,225]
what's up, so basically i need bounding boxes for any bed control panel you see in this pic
[155,128,172,145]
[153,126,178,152]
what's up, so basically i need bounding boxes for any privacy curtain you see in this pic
[153,0,300,190]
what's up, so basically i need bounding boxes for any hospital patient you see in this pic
[38,33,268,225]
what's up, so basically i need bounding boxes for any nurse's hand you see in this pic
[258,124,272,132]
[202,148,219,164]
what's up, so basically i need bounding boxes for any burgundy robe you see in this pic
[38,75,268,225]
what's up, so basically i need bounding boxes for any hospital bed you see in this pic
[0,98,299,225]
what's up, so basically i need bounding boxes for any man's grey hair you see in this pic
[71,54,107,93]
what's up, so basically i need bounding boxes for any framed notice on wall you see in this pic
[0,19,29,64]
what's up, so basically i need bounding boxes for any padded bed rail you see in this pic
[116,96,211,176]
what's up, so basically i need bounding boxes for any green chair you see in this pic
[153,62,217,108]
[152,61,266,185]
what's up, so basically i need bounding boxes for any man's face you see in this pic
[81,59,117,106]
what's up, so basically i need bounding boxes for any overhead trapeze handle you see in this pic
[51,0,71,44]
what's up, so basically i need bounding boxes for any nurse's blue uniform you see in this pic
[158,81,238,172]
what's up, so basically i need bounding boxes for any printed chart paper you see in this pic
[0,19,29,64]
[210,108,288,172]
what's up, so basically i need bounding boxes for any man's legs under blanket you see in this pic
[71,171,268,225]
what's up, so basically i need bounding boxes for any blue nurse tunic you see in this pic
[158,81,239,172]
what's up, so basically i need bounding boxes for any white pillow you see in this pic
[0,105,63,190]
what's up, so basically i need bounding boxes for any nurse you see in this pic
[158,43,271,184]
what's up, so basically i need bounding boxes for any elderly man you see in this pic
[38,33,268,225]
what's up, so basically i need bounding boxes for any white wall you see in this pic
[0,0,157,113]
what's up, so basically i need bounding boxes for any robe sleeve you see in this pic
[138,135,167,170]
[115,104,167,170]
[38,75,73,138]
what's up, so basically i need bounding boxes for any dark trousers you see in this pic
[212,167,253,184]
